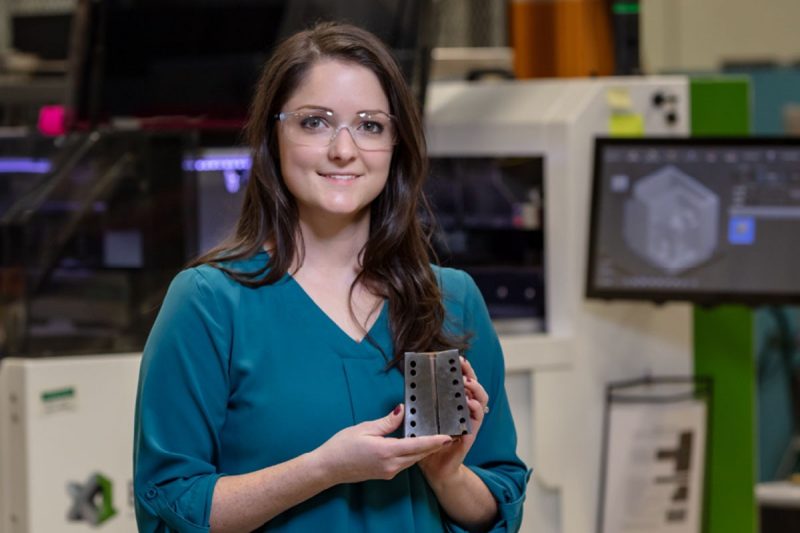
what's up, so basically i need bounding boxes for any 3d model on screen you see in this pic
[623,165,719,273]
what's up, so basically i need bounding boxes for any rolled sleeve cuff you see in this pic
[135,473,224,533]
[445,466,532,533]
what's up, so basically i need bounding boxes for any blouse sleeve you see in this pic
[133,267,232,533]
[444,271,533,533]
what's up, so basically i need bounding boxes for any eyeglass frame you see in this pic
[274,108,399,152]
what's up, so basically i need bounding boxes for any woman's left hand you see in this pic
[417,356,489,486]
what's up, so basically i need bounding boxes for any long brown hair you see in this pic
[191,22,467,367]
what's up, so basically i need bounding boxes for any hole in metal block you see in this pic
[455,392,461,398]
[410,395,416,402]
[452,379,459,385]
[450,366,457,372]
[410,408,416,414]
[410,421,417,427]
[457,405,463,411]
[449,358,455,365]
[410,361,416,368]
[410,433,416,437]
[410,369,416,376]
[410,382,416,389]
[462,430,468,435]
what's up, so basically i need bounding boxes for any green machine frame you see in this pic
[690,76,757,533]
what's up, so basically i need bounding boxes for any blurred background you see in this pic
[0,1,799,532]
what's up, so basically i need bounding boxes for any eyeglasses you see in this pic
[275,109,397,151]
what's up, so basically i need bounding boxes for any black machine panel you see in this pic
[0,130,192,357]
[427,156,546,329]
[183,148,250,256]
[68,0,433,127]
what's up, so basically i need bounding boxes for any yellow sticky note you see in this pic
[609,113,645,137]
[606,88,633,111]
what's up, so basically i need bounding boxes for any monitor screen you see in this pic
[586,137,800,304]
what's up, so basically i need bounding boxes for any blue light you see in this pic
[728,216,756,245]
[183,156,252,172]
[223,169,242,194]
[0,158,52,174]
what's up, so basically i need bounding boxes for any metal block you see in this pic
[403,349,472,437]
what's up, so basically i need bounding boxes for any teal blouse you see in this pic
[133,252,530,532]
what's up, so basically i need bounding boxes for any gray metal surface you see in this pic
[434,350,472,436]
[403,352,438,437]
[403,349,472,437]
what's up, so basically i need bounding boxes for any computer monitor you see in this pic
[586,137,800,305]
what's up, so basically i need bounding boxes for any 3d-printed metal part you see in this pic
[403,349,472,437]
[624,165,719,273]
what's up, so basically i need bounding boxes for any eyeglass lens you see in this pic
[280,111,396,151]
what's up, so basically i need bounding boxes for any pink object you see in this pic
[38,105,67,136]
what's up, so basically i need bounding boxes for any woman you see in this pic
[134,22,530,533]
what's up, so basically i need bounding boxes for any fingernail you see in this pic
[460,355,465,363]
[393,404,402,416]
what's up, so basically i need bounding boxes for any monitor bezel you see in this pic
[586,136,800,306]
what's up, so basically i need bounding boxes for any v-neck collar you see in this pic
[254,249,387,346]
[285,271,387,347]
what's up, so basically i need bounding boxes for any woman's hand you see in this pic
[311,405,453,485]
[417,356,489,489]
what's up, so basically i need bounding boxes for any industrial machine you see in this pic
[0,354,140,532]
[424,76,694,533]
[0,128,193,532]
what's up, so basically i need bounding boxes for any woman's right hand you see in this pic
[311,404,452,485]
